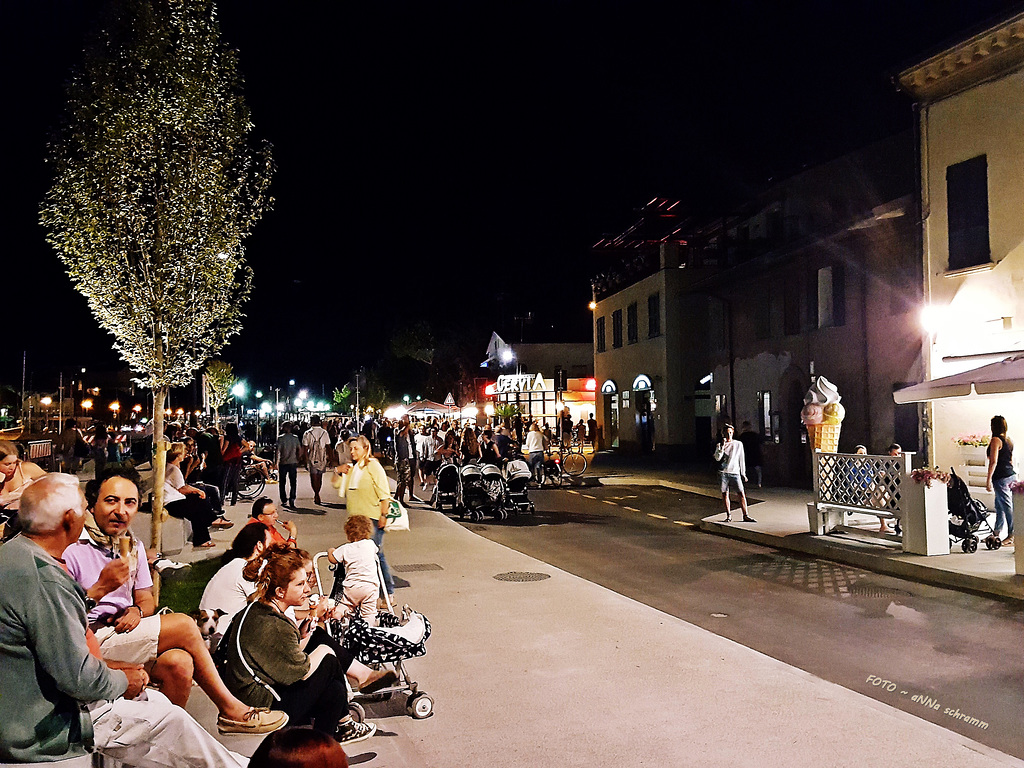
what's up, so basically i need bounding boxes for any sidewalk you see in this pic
[587,453,1024,602]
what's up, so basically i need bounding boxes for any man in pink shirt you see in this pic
[63,467,286,734]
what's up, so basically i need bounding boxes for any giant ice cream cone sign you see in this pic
[801,376,843,453]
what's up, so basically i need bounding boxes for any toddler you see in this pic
[327,515,381,626]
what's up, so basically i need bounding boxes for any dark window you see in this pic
[626,302,638,344]
[817,264,846,328]
[767,209,784,241]
[754,290,770,340]
[946,155,990,271]
[595,316,606,353]
[647,293,661,338]
[805,269,818,330]
[612,309,623,348]
[784,278,800,336]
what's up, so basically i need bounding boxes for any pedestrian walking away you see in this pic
[277,421,301,508]
[303,415,332,505]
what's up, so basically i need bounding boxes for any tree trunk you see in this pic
[151,386,168,602]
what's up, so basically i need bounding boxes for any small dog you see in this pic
[190,609,226,652]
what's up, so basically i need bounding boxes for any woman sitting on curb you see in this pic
[219,544,391,746]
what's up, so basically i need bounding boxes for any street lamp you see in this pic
[81,399,93,417]
[109,401,121,425]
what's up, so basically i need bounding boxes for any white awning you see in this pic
[893,355,1024,403]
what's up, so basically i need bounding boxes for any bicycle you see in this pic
[559,439,588,477]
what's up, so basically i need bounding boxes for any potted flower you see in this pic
[954,434,990,466]
[910,467,951,488]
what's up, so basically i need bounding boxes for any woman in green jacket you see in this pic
[220,544,377,746]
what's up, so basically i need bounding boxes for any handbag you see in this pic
[384,499,409,531]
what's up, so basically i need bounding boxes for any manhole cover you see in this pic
[493,571,551,582]
[848,585,913,598]
[391,563,443,573]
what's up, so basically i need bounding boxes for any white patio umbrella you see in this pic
[893,355,1024,403]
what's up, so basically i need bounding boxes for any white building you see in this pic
[897,12,1024,491]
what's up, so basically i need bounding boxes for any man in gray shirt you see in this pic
[0,473,250,766]
[276,421,301,508]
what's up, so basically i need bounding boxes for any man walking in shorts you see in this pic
[713,424,756,523]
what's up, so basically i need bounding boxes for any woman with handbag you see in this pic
[219,544,377,746]
[334,434,395,606]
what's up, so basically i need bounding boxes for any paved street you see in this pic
[453,483,1024,759]
[156,465,1024,766]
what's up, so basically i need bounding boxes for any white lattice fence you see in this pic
[815,453,906,516]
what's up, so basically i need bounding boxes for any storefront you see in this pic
[598,374,656,451]
[488,372,596,427]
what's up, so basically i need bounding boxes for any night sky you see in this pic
[4,0,1022,398]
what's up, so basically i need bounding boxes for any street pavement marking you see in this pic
[647,513,667,519]
[566,490,579,494]
[582,494,597,499]
[603,500,618,506]
[623,506,640,512]
[673,520,696,527]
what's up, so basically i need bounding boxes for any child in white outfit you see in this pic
[327,515,381,626]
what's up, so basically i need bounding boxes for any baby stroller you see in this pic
[504,458,535,515]
[947,467,1000,553]
[480,463,508,521]
[312,553,434,720]
[432,460,460,511]
[459,462,489,521]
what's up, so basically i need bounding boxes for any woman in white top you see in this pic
[200,523,271,635]
[523,422,546,484]
[165,441,232,548]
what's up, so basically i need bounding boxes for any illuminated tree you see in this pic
[204,360,236,420]
[40,0,273,575]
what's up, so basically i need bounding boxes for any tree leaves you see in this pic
[40,0,273,390]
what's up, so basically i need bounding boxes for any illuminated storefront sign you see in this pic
[495,372,547,394]
[632,374,652,391]
[601,379,617,394]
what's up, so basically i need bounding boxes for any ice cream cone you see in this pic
[809,423,841,452]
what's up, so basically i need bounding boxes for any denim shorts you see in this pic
[720,472,744,494]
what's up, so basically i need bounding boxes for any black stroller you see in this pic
[432,460,460,511]
[947,467,1000,553]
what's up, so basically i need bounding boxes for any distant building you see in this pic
[592,135,925,485]
[896,11,1024,496]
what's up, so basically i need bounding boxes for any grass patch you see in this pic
[158,557,221,615]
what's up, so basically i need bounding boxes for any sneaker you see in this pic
[1003,536,1014,547]
[154,559,190,574]
[336,719,376,745]
[217,708,288,735]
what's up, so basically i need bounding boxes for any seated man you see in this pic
[0,473,265,766]
[63,466,285,734]
[246,495,298,546]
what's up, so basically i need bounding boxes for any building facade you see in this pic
[898,12,1024,492]
[591,137,927,485]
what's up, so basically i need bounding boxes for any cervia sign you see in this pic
[495,373,546,394]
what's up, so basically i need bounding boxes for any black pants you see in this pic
[279,463,298,504]
[275,628,356,733]
[165,496,217,545]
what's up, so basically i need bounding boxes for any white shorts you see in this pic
[94,614,162,666]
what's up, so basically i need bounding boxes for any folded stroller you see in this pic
[312,552,435,720]
[947,467,1000,553]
